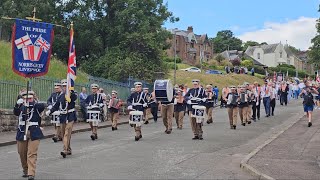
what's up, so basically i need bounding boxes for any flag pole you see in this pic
[66,21,74,103]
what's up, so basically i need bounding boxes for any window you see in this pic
[191,42,194,48]
[257,53,261,59]
[280,52,283,58]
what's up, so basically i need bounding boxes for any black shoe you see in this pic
[28,176,34,180]
[22,173,28,178]
[144,121,149,124]
[115,127,118,130]
[207,120,210,124]
[192,136,199,140]
[90,134,95,141]
[265,115,270,117]
[95,134,98,139]
[130,124,134,127]
[60,152,66,158]
[166,131,171,134]
[52,137,58,143]
[58,138,63,141]
[112,127,115,131]
[233,125,236,129]
[272,113,274,116]
[242,123,246,126]
[135,136,140,141]
[139,135,142,139]
[308,122,312,127]
[199,135,203,140]
[248,121,251,124]
[66,152,72,155]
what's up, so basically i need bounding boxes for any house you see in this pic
[245,43,296,67]
[166,26,213,63]
[220,50,243,61]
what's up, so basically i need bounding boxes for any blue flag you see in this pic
[12,19,54,77]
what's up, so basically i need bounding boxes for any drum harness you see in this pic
[131,92,146,107]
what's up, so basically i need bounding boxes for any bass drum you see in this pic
[154,79,173,102]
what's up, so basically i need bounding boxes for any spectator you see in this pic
[251,67,255,76]
[213,86,219,105]
[79,87,88,120]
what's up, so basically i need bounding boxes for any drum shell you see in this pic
[191,105,206,118]
[129,111,144,125]
[154,79,173,102]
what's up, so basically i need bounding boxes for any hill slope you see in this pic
[0,41,88,83]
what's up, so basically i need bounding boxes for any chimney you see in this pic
[187,26,193,33]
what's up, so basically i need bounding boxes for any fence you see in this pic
[0,76,152,109]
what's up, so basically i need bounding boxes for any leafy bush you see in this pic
[163,56,182,63]
[231,58,241,66]
[241,59,254,67]
[277,64,295,69]
[215,54,225,63]
[165,62,178,70]
[220,59,232,66]
[208,59,219,67]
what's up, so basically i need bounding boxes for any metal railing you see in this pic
[0,76,152,109]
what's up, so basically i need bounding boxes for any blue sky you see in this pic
[163,0,319,50]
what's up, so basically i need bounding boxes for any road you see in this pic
[0,100,303,179]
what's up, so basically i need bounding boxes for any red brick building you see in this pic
[166,26,213,64]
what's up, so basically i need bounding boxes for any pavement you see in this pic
[0,99,310,179]
[247,109,320,179]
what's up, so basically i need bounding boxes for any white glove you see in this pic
[48,105,52,110]
[128,105,133,110]
[17,98,24,105]
[45,110,51,116]
[187,100,191,104]
[202,98,207,102]
[143,103,148,107]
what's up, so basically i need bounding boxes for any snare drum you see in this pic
[50,111,61,125]
[191,105,206,123]
[154,79,173,102]
[87,106,101,126]
[129,111,144,126]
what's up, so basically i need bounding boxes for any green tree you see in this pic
[309,3,320,67]
[215,54,225,63]
[210,30,243,53]
[241,59,254,67]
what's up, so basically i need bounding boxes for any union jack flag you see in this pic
[66,25,76,101]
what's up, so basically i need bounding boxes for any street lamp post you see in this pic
[174,31,177,85]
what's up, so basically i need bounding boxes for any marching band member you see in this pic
[15,90,45,180]
[85,84,104,140]
[238,85,250,126]
[149,91,159,122]
[205,84,215,124]
[185,79,207,140]
[246,84,254,122]
[280,81,289,106]
[127,82,148,141]
[225,85,239,129]
[47,82,63,143]
[143,87,151,124]
[46,79,77,158]
[161,88,175,134]
[252,82,261,121]
[108,90,122,131]
[174,88,185,129]
[270,82,277,116]
[261,81,272,117]
[221,86,229,108]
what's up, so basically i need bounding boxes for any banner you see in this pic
[12,19,54,77]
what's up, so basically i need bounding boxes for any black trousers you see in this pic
[252,102,260,119]
[270,98,276,115]
[280,93,288,105]
[150,105,158,121]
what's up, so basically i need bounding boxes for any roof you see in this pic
[245,43,279,56]
[243,54,264,66]
[169,28,208,44]
[220,50,243,61]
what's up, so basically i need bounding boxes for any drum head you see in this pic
[166,80,173,102]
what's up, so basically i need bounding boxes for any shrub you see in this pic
[165,62,178,70]
[220,59,232,66]
[208,59,219,67]
[215,54,225,63]
[163,56,182,63]
[277,64,295,69]
[231,58,241,66]
[241,59,254,67]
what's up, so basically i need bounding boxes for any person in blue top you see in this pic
[46,79,77,158]
[14,90,45,180]
[213,85,219,105]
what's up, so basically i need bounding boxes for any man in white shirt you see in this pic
[270,82,278,116]
[261,81,271,117]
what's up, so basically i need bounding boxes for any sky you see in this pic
[163,0,319,50]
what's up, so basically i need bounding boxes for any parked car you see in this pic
[180,67,201,72]
[206,70,223,74]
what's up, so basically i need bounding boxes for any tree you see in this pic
[242,41,259,51]
[215,54,225,63]
[241,59,254,67]
[210,30,243,53]
[308,4,320,67]
[231,58,241,66]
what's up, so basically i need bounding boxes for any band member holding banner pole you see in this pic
[108,90,122,131]
[85,84,104,140]
[14,90,45,180]
[47,82,63,142]
[185,79,207,140]
[127,82,148,141]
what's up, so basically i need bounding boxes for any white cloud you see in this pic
[237,17,318,50]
